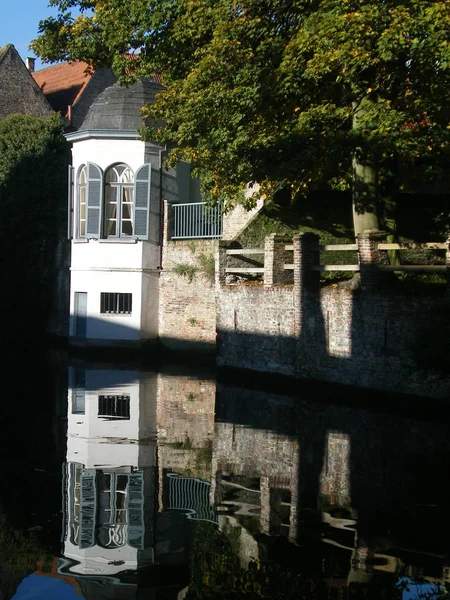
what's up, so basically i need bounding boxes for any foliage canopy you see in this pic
[0,113,70,324]
[32,1,450,222]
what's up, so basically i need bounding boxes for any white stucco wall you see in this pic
[71,138,147,174]
[70,270,142,340]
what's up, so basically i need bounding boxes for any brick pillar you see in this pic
[264,234,288,288]
[357,230,387,291]
[163,200,173,242]
[216,241,229,287]
[293,232,320,335]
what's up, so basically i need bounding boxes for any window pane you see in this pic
[121,220,133,236]
[79,166,87,184]
[105,187,117,215]
[104,187,117,236]
[100,293,132,316]
[122,202,132,220]
[106,167,119,183]
[120,167,134,183]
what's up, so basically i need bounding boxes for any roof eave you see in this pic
[65,129,141,142]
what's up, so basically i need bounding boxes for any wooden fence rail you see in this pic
[224,239,448,278]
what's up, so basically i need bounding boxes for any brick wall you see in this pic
[222,196,264,241]
[159,230,218,350]
[217,283,450,398]
[0,46,52,119]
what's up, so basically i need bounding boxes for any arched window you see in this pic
[104,164,134,237]
[72,162,153,240]
[77,165,87,238]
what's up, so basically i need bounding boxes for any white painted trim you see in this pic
[65,129,140,142]
[70,267,160,273]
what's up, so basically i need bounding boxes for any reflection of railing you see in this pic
[172,202,222,239]
[167,473,218,524]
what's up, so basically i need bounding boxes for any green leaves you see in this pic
[32,0,450,210]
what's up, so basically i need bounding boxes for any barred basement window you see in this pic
[98,395,130,420]
[100,292,132,314]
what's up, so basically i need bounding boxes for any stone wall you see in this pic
[0,45,52,119]
[217,233,450,398]
[159,202,218,351]
[222,196,264,241]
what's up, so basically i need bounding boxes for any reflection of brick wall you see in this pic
[157,373,215,480]
[320,432,351,507]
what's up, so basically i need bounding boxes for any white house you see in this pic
[65,79,205,347]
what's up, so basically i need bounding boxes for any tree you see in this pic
[32,0,450,235]
[0,113,70,329]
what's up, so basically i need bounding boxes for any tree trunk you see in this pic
[352,101,380,236]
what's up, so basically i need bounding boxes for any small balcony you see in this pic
[172,202,222,240]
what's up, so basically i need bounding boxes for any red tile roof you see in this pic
[33,61,92,117]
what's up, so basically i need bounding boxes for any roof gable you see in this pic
[33,61,93,116]
[0,44,52,119]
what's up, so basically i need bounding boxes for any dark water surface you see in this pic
[1,348,450,599]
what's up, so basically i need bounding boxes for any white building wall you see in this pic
[69,136,164,343]
[71,138,147,174]
[70,270,143,340]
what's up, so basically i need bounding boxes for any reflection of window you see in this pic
[104,164,134,237]
[100,292,132,315]
[77,165,87,237]
[68,463,83,546]
[97,472,129,548]
[98,395,130,420]
[71,369,86,414]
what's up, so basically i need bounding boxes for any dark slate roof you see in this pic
[79,78,164,131]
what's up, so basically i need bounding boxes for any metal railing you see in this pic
[172,202,222,239]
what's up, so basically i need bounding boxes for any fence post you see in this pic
[216,241,229,287]
[292,232,320,336]
[264,234,288,288]
[357,230,388,291]
[292,232,320,291]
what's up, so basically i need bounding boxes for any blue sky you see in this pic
[0,0,80,70]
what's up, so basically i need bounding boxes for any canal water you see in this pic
[1,347,450,599]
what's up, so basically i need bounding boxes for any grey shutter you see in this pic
[86,163,103,238]
[80,469,97,548]
[134,164,151,239]
[68,165,74,239]
[127,471,145,548]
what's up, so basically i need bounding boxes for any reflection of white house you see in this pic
[65,79,212,346]
[61,367,157,579]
